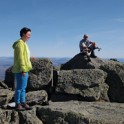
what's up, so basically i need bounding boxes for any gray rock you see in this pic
[27,58,53,91]
[56,69,109,101]
[100,60,124,102]
[18,107,43,124]
[1,54,124,123]
[4,58,53,92]
[0,107,43,124]
[60,53,124,102]
[26,90,48,105]
[0,109,19,124]
[0,101,124,124]
[37,101,124,124]
[0,89,14,106]
[3,55,124,103]
[4,66,15,90]
[60,53,106,70]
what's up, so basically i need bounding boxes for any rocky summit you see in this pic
[1,54,124,124]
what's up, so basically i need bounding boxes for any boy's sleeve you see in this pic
[16,43,27,72]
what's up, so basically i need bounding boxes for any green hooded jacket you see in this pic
[12,39,32,73]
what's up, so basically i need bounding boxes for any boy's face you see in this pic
[23,31,31,41]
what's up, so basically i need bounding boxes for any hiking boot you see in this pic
[21,103,32,110]
[15,103,25,111]
[90,50,97,58]
[42,101,49,106]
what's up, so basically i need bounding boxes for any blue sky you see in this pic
[0,0,124,58]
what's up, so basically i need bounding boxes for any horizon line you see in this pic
[0,56,124,59]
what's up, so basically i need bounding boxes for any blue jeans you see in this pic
[15,72,28,104]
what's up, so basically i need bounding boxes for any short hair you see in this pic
[83,34,88,38]
[20,27,31,37]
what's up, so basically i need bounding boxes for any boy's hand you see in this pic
[30,57,36,61]
[22,72,26,76]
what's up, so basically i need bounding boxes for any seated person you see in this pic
[79,34,97,58]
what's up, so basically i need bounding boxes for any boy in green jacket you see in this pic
[12,27,32,111]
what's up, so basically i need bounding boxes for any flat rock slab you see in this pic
[37,101,124,124]
[1,101,124,124]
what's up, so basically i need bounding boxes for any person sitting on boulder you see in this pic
[79,34,98,58]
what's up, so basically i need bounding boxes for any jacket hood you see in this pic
[12,39,24,49]
[12,41,19,49]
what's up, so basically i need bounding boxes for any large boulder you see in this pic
[4,58,53,92]
[60,53,124,103]
[4,66,15,89]
[100,60,124,102]
[27,58,53,91]
[60,53,106,70]
[4,55,124,103]
[55,69,109,101]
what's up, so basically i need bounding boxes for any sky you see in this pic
[0,0,124,58]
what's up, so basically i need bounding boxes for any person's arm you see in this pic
[82,42,87,48]
[16,43,27,73]
[89,40,93,45]
[80,40,87,48]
